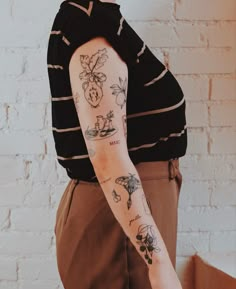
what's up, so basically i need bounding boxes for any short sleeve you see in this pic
[57,2,131,68]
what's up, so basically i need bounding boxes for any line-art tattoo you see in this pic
[112,189,121,203]
[129,214,142,226]
[115,173,141,209]
[79,48,108,108]
[136,224,161,264]
[141,194,152,215]
[85,110,118,140]
[110,77,128,109]
[100,177,112,185]
[110,140,120,146]
[122,114,127,138]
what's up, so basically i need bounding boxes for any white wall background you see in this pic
[0,0,235,288]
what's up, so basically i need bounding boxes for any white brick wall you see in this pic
[0,0,235,288]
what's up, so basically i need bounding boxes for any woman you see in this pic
[47,0,187,288]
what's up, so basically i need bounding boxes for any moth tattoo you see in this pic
[79,48,108,108]
[136,224,161,264]
[85,110,118,140]
[115,173,141,209]
[110,77,128,109]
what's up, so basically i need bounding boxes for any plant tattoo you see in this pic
[85,110,118,140]
[142,194,152,215]
[79,48,108,108]
[136,224,161,264]
[115,173,141,209]
[110,77,128,109]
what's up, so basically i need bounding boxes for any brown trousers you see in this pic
[54,159,183,289]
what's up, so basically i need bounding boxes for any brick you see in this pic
[23,183,50,207]
[176,76,209,101]
[178,181,210,207]
[23,48,48,80]
[177,232,209,256]
[28,158,58,183]
[17,80,50,103]
[209,101,236,126]
[0,258,17,280]
[0,49,24,77]
[11,208,54,231]
[0,182,26,206]
[211,78,236,100]
[186,129,208,154]
[210,231,236,252]
[8,104,45,130]
[12,0,54,23]
[18,280,60,289]
[186,101,208,127]
[50,182,68,208]
[0,157,25,183]
[210,128,236,154]
[178,207,236,232]
[44,132,57,156]
[169,50,236,74]
[176,0,236,20]
[18,258,59,280]
[121,0,172,21]
[0,208,10,230]
[0,105,6,129]
[211,181,236,206]
[0,281,17,289]
[203,23,236,48]
[180,155,236,180]
[0,132,44,154]
[0,20,47,48]
[0,232,51,255]
[0,80,18,103]
[132,22,207,48]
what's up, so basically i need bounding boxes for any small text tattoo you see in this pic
[136,224,161,265]
[100,177,112,185]
[129,214,142,226]
[110,140,120,146]
[85,110,118,140]
[112,189,121,203]
[79,48,108,108]
[141,194,152,215]
[115,173,141,209]
[110,77,128,109]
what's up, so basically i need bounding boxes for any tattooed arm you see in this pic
[69,37,174,270]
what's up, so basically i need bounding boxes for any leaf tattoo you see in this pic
[79,48,108,108]
[136,224,161,264]
[110,77,128,109]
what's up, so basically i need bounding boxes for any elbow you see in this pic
[90,149,130,172]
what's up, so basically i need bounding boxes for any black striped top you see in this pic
[47,0,188,182]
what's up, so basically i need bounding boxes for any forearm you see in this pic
[92,154,171,269]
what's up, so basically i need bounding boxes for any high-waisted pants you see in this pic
[54,158,183,289]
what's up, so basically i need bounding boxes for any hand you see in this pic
[148,259,183,289]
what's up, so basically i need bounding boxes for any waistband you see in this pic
[72,158,180,186]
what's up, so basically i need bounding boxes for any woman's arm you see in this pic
[69,36,171,268]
